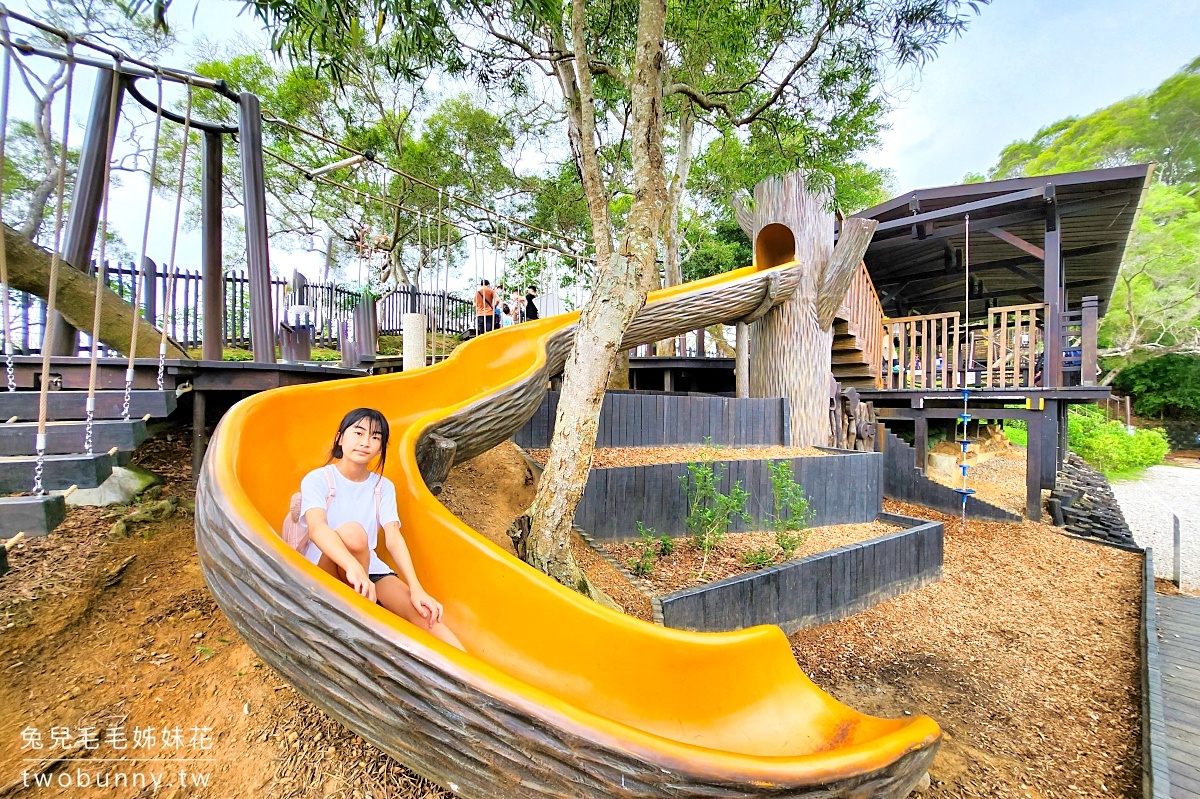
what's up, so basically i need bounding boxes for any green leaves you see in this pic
[766,460,811,558]
[680,460,751,577]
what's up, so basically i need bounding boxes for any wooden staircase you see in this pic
[830,262,885,390]
[832,316,879,389]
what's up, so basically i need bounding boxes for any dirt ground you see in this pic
[0,432,1142,799]
[601,520,902,595]
[927,449,1032,518]
[792,500,1142,799]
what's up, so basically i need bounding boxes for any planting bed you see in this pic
[526,443,824,468]
[601,520,902,595]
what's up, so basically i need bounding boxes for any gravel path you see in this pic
[1111,464,1200,590]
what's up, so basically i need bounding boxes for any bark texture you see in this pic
[527,0,668,591]
[733,173,876,446]
[3,224,188,359]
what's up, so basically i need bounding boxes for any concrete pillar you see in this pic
[403,313,426,371]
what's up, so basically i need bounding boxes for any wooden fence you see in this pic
[882,311,961,390]
[984,302,1045,388]
[2,261,473,356]
[376,287,476,338]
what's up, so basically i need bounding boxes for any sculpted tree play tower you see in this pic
[733,172,877,447]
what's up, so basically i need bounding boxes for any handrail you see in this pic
[985,303,1046,389]
[836,262,886,387]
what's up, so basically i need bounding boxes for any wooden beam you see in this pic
[1044,194,1063,387]
[873,187,1048,234]
[986,227,1044,260]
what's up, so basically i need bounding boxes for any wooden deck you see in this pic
[1158,594,1200,797]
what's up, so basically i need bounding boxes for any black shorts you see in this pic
[369,572,396,583]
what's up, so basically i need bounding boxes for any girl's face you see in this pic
[338,418,383,466]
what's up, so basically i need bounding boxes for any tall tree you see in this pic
[160,0,980,591]
[970,56,1200,371]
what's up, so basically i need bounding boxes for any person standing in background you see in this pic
[474,280,496,334]
[525,285,539,321]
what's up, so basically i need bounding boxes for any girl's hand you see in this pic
[345,564,377,604]
[409,587,442,628]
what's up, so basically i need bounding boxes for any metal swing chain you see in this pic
[33,40,76,495]
[123,69,164,422]
[85,56,123,455]
[157,80,194,391]
[0,42,15,392]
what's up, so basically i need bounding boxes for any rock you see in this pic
[909,771,931,794]
[108,520,128,538]
[180,609,201,621]
[926,452,959,481]
[63,465,165,507]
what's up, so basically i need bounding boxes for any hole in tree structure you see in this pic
[755,223,797,269]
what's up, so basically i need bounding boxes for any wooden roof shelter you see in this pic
[849,164,1154,319]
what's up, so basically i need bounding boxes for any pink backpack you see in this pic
[281,466,382,552]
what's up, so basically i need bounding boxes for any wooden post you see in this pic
[1173,514,1181,587]
[142,257,158,325]
[1025,411,1042,520]
[1041,401,1059,489]
[1080,295,1098,386]
[191,390,206,488]
[734,322,749,398]
[695,327,705,357]
[238,92,276,363]
[47,68,125,356]
[914,416,928,474]
[1125,395,1132,428]
[201,131,224,361]
[1043,188,1063,387]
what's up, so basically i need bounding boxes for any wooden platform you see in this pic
[7,356,366,392]
[1158,594,1200,797]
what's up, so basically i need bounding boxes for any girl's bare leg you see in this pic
[373,575,465,651]
[316,522,370,583]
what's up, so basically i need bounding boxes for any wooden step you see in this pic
[838,376,879,389]
[0,390,176,421]
[0,419,148,456]
[0,452,116,492]
[0,495,67,540]
[832,351,868,365]
[832,363,875,377]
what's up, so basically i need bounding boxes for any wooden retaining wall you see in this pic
[881,429,1020,522]
[658,513,943,635]
[513,391,789,450]
[573,450,882,541]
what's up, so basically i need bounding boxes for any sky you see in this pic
[7,0,1200,294]
[863,0,1200,194]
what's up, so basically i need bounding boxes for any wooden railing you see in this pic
[882,311,961,390]
[837,262,886,388]
[1059,296,1100,386]
[984,303,1046,388]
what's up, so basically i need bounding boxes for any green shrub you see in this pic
[767,460,812,558]
[741,547,775,569]
[628,522,658,578]
[1004,406,1168,477]
[681,461,750,577]
[657,535,675,556]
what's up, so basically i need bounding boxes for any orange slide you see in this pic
[195,260,940,798]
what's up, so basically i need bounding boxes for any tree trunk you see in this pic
[734,173,876,446]
[3,224,188,359]
[658,107,694,357]
[526,0,667,592]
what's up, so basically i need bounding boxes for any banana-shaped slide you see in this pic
[195,259,940,798]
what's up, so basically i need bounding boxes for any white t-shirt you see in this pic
[299,465,400,576]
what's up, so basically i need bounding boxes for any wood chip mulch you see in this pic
[790,498,1142,799]
[570,534,654,621]
[526,444,825,469]
[928,451,1033,517]
[600,520,901,596]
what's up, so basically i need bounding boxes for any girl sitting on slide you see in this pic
[299,408,464,651]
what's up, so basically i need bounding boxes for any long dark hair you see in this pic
[328,408,390,474]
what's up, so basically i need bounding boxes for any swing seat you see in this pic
[0,418,147,456]
[197,261,940,799]
[0,494,66,539]
[0,389,176,421]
